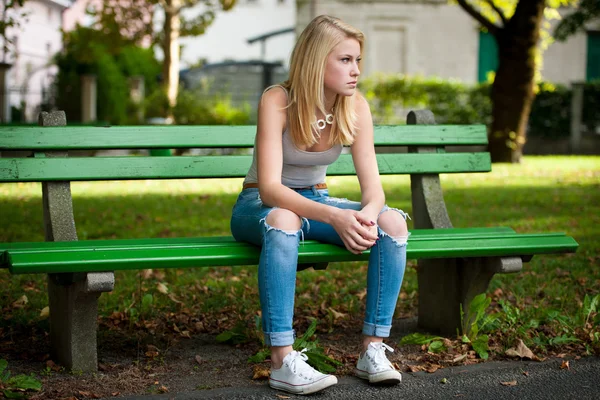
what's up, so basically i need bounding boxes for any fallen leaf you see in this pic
[505,339,536,360]
[523,371,529,377]
[328,307,347,319]
[12,295,28,309]
[39,306,50,319]
[168,294,183,304]
[452,354,468,363]
[276,395,291,399]
[141,269,153,279]
[440,378,448,384]
[560,360,570,370]
[195,355,203,364]
[157,282,169,294]
[252,364,270,380]
[425,363,440,373]
[500,380,517,386]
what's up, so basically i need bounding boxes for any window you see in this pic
[587,31,600,81]
[477,31,498,83]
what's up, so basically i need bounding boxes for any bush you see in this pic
[361,74,491,125]
[361,74,599,139]
[172,87,250,125]
[54,26,161,125]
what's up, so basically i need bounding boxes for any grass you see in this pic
[0,155,599,359]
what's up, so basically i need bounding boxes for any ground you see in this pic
[2,316,485,399]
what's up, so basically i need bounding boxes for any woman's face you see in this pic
[323,37,361,101]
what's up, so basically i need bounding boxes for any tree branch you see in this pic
[485,0,507,25]
[456,0,500,36]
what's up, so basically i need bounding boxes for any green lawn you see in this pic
[0,155,598,356]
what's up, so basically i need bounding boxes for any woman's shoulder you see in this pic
[353,91,371,115]
[261,85,289,108]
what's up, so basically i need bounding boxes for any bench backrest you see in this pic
[0,124,490,183]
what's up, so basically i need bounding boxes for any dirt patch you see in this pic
[1,318,429,399]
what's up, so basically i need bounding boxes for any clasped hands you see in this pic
[330,208,379,255]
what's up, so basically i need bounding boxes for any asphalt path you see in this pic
[120,356,600,400]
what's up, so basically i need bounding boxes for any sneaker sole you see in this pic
[269,375,338,395]
[354,368,402,385]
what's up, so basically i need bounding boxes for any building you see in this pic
[297,1,600,85]
[0,0,71,122]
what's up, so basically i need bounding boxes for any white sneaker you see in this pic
[269,349,338,395]
[355,342,402,385]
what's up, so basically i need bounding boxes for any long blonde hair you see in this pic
[281,15,364,147]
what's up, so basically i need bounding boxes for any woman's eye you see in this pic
[341,58,350,63]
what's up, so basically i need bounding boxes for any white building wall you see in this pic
[298,1,596,85]
[541,15,600,85]
[178,0,296,68]
[2,0,69,122]
[298,0,479,82]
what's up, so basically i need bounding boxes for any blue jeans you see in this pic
[230,186,408,347]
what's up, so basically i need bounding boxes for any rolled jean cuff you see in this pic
[264,330,295,347]
[362,322,392,338]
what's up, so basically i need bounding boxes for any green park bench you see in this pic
[0,110,578,372]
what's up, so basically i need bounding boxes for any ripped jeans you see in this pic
[230,186,409,347]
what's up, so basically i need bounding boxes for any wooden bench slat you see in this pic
[0,152,491,182]
[0,125,488,150]
[0,227,517,254]
[6,234,579,274]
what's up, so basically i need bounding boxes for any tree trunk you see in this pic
[162,0,181,110]
[489,0,546,163]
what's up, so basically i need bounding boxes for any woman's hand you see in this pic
[330,209,378,254]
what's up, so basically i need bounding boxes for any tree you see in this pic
[89,0,237,110]
[455,0,575,163]
[554,0,600,41]
[0,0,28,63]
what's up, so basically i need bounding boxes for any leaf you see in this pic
[156,282,169,294]
[0,359,7,375]
[500,380,517,386]
[248,350,269,364]
[11,295,28,309]
[328,307,347,320]
[400,332,443,345]
[452,354,468,363]
[560,360,570,370]
[39,306,49,319]
[195,355,203,365]
[428,340,445,353]
[7,374,41,391]
[252,364,270,380]
[3,390,26,399]
[472,335,489,360]
[505,339,536,360]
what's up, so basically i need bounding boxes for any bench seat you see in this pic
[1,229,578,274]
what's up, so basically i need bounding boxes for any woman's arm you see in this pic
[351,95,386,224]
[255,88,377,253]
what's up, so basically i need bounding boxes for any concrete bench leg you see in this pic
[417,257,522,336]
[48,272,114,371]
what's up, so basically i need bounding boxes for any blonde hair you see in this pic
[281,15,364,147]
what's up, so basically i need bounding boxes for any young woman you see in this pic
[230,15,409,395]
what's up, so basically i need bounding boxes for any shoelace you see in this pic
[288,348,314,376]
[370,342,394,368]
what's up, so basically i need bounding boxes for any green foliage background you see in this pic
[361,75,600,139]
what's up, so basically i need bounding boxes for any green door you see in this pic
[478,31,498,83]
[587,31,600,81]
